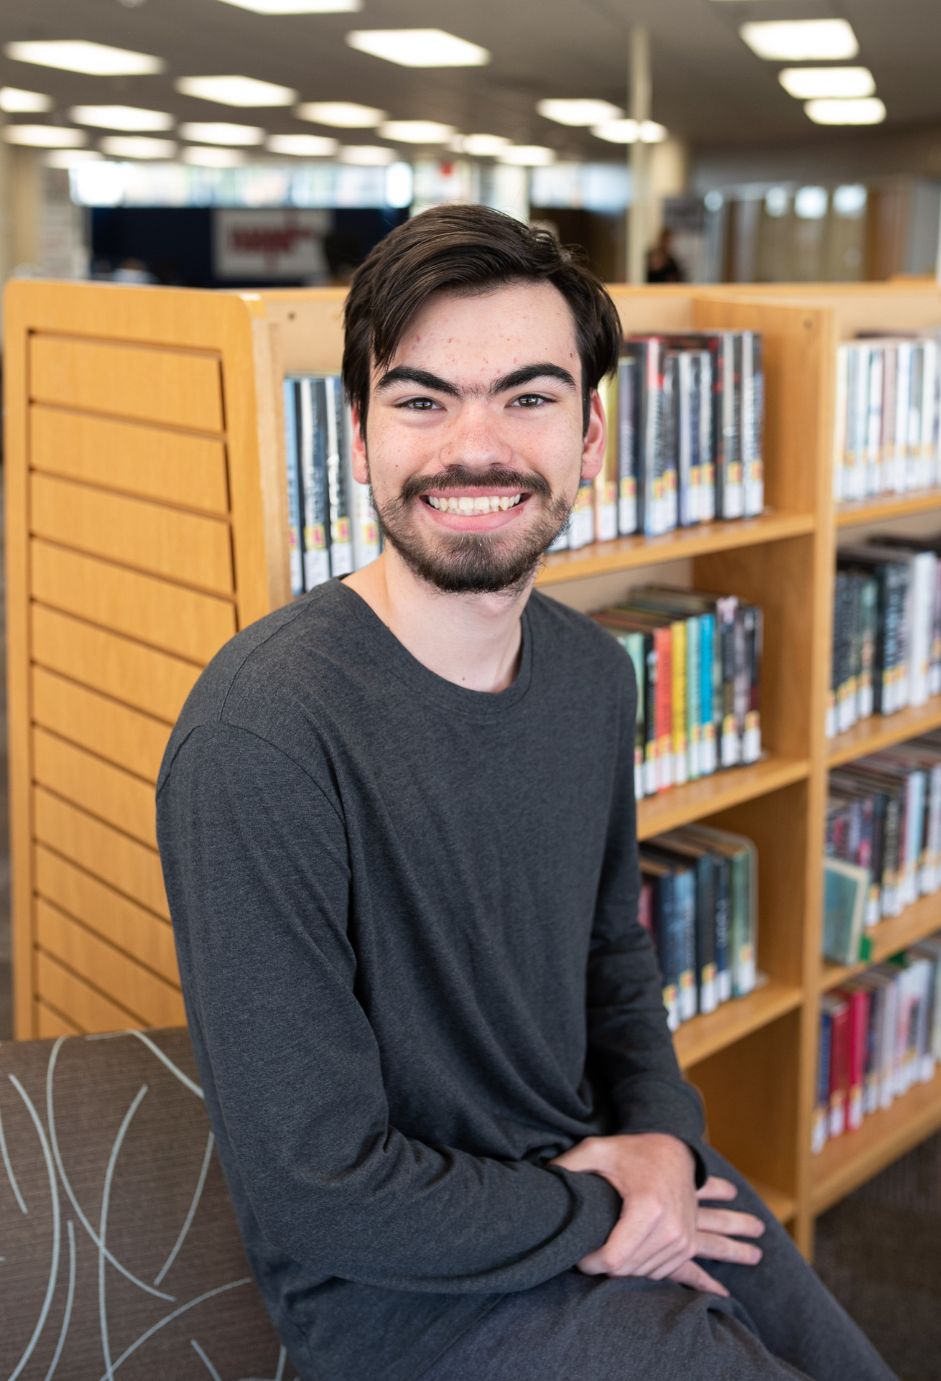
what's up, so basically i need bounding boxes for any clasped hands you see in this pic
[550,1132,765,1297]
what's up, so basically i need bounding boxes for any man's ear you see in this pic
[580,387,606,484]
[349,404,369,485]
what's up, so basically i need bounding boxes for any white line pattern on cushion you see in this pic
[98,1085,149,1381]
[45,1218,77,1381]
[154,1130,215,1287]
[7,1074,61,1381]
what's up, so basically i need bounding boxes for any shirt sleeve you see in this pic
[157,721,622,1295]
[584,656,709,1187]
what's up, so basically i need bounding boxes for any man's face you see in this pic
[350,280,606,595]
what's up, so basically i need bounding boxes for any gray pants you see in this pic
[419,1146,897,1381]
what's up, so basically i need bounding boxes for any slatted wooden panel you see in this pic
[30,406,230,513]
[32,667,170,782]
[29,335,224,432]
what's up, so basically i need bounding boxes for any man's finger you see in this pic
[695,1207,766,1239]
[696,1175,737,1202]
[693,1230,763,1266]
[669,1259,730,1297]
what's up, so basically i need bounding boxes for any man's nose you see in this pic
[439,403,512,467]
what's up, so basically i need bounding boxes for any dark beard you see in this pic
[369,463,573,595]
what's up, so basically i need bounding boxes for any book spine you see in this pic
[699,613,717,776]
[298,377,331,591]
[625,632,646,802]
[617,356,639,536]
[713,855,732,1004]
[686,615,700,780]
[655,626,674,791]
[697,350,716,522]
[694,858,718,1015]
[717,597,739,768]
[834,344,849,503]
[673,351,695,527]
[722,334,744,519]
[643,633,659,798]
[324,376,353,578]
[813,1009,832,1154]
[742,603,762,764]
[828,998,850,1138]
[742,330,764,516]
[282,378,305,598]
[595,371,619,542]
[677,870,697,1023]
[671,619,688,786]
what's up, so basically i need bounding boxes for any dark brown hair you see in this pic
[342,203,622,433]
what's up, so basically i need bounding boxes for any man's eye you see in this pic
[512,394,550,408]
[398,397,440,411]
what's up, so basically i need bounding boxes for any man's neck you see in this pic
[344,551,533,694]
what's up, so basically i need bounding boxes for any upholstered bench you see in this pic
[0,1026,290,1379]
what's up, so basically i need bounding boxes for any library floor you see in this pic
[0,479,936,1379]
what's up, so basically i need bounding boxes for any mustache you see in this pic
[400,467,552,503]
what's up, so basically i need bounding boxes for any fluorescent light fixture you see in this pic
[379,120,454,144]
[70,105,174,131]
[0,86,52,113]
[591,118,667,144]
[833,184,867,216]
[215,0,360,11]
[454,133,511,156]
[740,20,858,62]
[297,101,385,127]
[179,121,266,144]
[764,187,789,217]
[266,133,338,155]
[338,144,396,164]
[45,148,104,167]
[497,145,556,166]
[347,29,490,68]
[100,136,177,159]
[4,40,163,76]
[3,124,87,147]
[805,96,886,125]
[537,99,622,127]
[181,145,247,166]
[385,161,413,208]
[176,75,297,106]
[779,66,875,100]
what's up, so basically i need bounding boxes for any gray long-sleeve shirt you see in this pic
[156,579,707,1380]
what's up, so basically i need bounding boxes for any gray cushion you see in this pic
[0,1026,291,1379]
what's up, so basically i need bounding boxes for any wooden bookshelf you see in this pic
[827,697,941,767]
[812,1070,941,1214]
[836,488,941,529]
[5,275,941,1269]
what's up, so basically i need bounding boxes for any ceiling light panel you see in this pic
[379,120,454,143]
[176,75,297,106]
[347,30,490,68]
[454,134,511,156]
[215,0,360,11]
[4,40,164,76]
[0,87,52,113]
[805,97,886,125]
[537,99,622,127]
[779,67,875,100]
[497,145,556,166]
[3,125,87,147]
[179,121,266,144]
[297,101,385,127]
[740,20,858,62]
[100,136,178,159]
[266,133,338,154]
[70,105,174,132]
[338,144,395,164]
[591,119,667,144]
[45,149,103,167]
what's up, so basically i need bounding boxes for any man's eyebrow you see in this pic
[490,363,577,394]
[374,366,461,397]
[375,362,577,398]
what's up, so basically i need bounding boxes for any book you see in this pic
[282,377,305,598]
[823,857,869,964]
[679,822,757,998]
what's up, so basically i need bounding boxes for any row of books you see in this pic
[283,372,381,596]
[824,733,941,963]
[558,329,764,551]
[813,935,941,1154]
[639,823,758,1032]
[830,533,941,738]
[833,331,941,504]
[594,586,763,799]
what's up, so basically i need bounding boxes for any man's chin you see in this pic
[379,528,552,596]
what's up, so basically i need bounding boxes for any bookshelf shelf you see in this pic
[537,512,816,587]
[674,978,803,1071]
[811,1070,941,1214]
[835,489,941,529]
[819,890,941,993]
[636,757,810,841]
[826,697,941,767]
[6,277,941,1265]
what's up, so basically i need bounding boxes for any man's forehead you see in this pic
[375,281,580,376]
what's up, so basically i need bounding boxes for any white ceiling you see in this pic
[1,0,939,160]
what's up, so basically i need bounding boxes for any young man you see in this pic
[156,205,894,1380]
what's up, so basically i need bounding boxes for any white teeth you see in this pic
[426,493,523,515]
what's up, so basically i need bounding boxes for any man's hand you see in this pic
[550,1134,765,1297]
